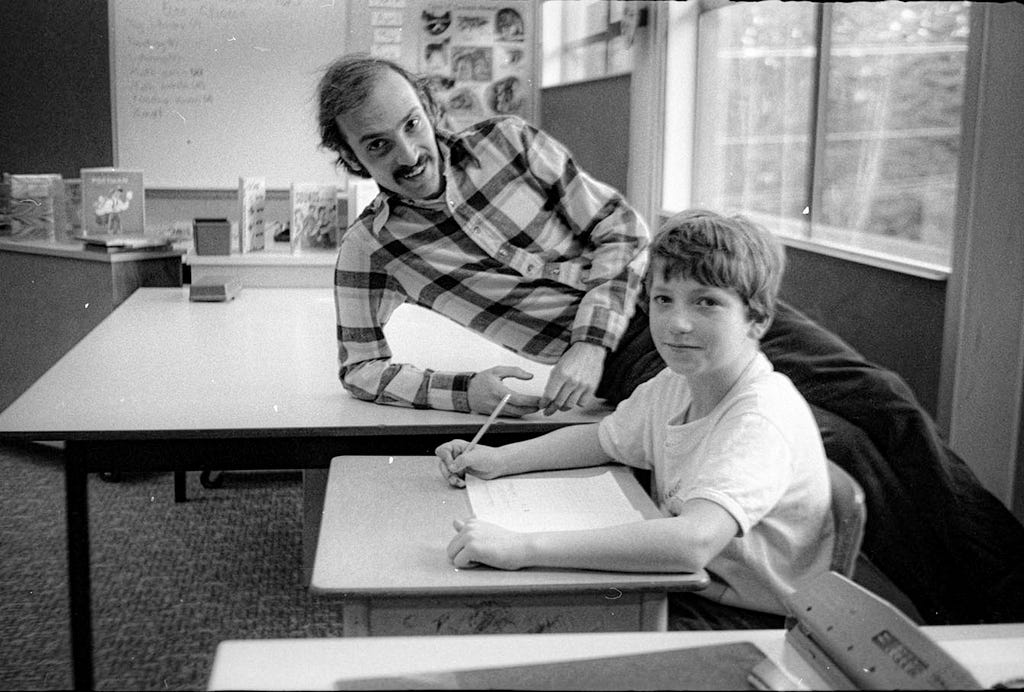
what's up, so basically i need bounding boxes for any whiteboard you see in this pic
[110,0,349,189]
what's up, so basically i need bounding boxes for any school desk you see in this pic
[0,286,603,691]
[206,623,1024,690]
[311,456,709,636]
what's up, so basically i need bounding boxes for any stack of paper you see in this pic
[466,471,643,533]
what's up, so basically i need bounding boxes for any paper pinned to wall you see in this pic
[465,471,643,533]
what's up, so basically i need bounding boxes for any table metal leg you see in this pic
[65,451,94,691]
[174,470,187,502]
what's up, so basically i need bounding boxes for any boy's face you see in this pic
[334,69,443,201]
[648,268,767,381]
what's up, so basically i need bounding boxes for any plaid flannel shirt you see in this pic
[334,116,650,412]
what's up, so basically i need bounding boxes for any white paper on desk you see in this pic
[465,471,643,533]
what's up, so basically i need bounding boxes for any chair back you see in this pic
[827,459,867,578]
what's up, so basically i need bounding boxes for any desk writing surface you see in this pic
[0,287,599,438]
[311,455,707,595]
[206,624,1024,691]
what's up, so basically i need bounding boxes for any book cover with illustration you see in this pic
[1,173,67,242]
[289,183,339,253]
[80,168,145,236]
[238,177,266,253]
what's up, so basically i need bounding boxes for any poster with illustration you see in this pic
[414,2,534,131]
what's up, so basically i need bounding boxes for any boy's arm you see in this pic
[449,498,738,573]
[438,423,610,485]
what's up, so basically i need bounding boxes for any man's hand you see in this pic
[541,342,607,415]
[467,366,542,417]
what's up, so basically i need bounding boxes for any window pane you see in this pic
[816,2,969,266]
[541,0,632,87]
[690,2,816,232]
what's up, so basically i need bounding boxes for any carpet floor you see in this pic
[0,441,347,691]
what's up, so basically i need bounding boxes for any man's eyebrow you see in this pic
[357,107,420,145]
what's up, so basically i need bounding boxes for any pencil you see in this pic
[465,393,512,451]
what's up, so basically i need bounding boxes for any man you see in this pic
[318,54,659,417]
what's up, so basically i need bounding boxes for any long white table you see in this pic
[206,623,1024,690]
[0,287,603,691]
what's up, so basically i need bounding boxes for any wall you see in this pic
[0,1,113,176]
[781,248,946,417]
[540,74,631,195]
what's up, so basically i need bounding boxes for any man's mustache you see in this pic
[394,154,430,179]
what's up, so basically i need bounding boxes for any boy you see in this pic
[436,209,835,627]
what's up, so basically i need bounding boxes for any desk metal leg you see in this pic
[639,592,669,631]
[65,451,94,691]
[342,600,371,636]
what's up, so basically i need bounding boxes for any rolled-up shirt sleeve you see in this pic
[334,224,474,412]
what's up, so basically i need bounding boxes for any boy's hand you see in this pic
[436,440,503,488]
[447,517,529,570]
[468,366,542,417]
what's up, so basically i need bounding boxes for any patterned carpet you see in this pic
[0,441,347,691]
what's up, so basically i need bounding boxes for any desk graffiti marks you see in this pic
[419,599,564,635]
[370,593,650,637]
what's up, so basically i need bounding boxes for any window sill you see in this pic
[776,233,950,281]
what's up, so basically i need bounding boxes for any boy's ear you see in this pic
[748,312,771,340]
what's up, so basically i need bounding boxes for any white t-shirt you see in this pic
[597,352,834,614]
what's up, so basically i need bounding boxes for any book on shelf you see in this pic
[238,177,266,253]
[346,178,380,228]
[289,183,339,254]
[76,233,173,253]
[80,168,145,237]
[0,173,68,242]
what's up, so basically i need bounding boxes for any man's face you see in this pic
[335,70,443,201]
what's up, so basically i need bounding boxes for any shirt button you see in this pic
[550,267,559,275]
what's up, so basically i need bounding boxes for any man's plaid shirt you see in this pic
[334,116,650,412]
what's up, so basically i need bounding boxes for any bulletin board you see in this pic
[109,0,349,189]
[346,0,539,131]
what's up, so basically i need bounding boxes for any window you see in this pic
[665,1,970,273]
[542,0,634,87]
